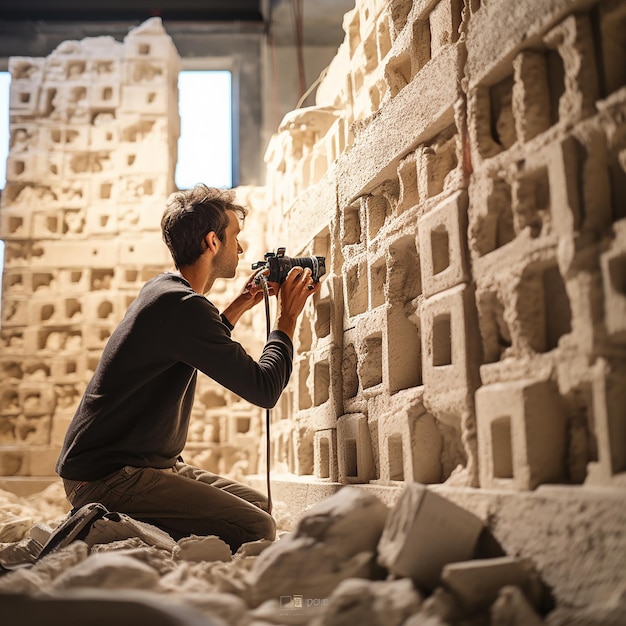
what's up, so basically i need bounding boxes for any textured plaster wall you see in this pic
[252,0,626,604]
[261,0,626,492]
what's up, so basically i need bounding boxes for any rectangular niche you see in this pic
[431,226,450,275]
[60,270,87,293]
[315,297,331,339]
[397,153,419,212]
[429,0,462,55]
[385,51,412,98]
[388,433,405,481]
[477,290,511,364]
[32,272,54,293]
[599,2,626,96]
[5,272,25,292]
[314,428,337,481]
[491,415,514,479]
[0,389,19,414]
[472,177,515,256]
[387,301,422,393]
[2,213,26,237]
[360,334,383,389]
[603,249,626,336]
[514,165,551,238]
[90,269,115,290]
[64,298,82,322]
[313,228,330,259]
[345,260,368,317]
[423,128,459,198]
[518,261,572,353]
[345,438,358,477]
[337,411,375,483]
[543,265,572,351]
[412,19,431,73]
[32,211,62,238]
[369,258,387,309]
[377,15,392,62]
[388,234,422,303]
[366,194,391,241]
[313,359,330,406]
[62,210,86,236]
[544,45,566,127]
[489,74,516,150]
[432,313,452,366]
[512,50,551,143]
[342,343,359,402]
[298,358,312,410]
[319,436,330,478]
[235,416,251,434]
[342,202,362,246]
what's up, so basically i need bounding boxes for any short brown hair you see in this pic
[161,184,248,269]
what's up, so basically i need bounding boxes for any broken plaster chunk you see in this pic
[377,483,484,590]
[53,552,160,590]
[491,585,545,626]
[0,514,33,543]
[420,586,464,623]
[174,590,249,625]
[84,514,177,553]
[310,577,423,626]
[235,537,273,558]
[174,534,232,563]
[441,556,543,612]
[0,541,89,594]
[247,486,388,606]
[91,540,177,576]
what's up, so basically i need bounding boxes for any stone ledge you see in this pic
[0,477,61,498]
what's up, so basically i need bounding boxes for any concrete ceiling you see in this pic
[0,1,265,22]
[0,0,355,47]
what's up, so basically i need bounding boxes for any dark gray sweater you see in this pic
[56,272,293,481]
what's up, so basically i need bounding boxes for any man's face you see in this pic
[214,210,243,279]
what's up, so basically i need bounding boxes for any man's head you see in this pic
[161,184,248,270]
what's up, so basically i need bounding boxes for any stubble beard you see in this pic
[214,245,238,281]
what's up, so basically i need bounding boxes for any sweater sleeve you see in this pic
[171,294,293,409]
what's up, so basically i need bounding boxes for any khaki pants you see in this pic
[63,461,275,552]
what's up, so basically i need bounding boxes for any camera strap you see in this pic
[258,274,273,516]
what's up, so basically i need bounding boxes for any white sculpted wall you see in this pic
[262,0,626,492]
[0,18,267,483]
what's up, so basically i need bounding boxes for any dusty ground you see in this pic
[0,482,623,626]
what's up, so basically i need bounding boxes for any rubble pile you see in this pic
[2,483,623,626]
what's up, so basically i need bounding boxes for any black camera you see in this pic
[252,247,326,284]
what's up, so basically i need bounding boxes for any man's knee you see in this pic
[249,509,276,543]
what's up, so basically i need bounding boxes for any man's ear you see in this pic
[204,231,220,253]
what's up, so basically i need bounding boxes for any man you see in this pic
[55,184,320,552]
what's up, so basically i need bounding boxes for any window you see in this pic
[0,71,9,322]
[176,70,233,189]
[0,71,9,188]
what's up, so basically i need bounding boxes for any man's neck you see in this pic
[180,264,214,295]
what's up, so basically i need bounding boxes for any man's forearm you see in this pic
[221,297,249,328]
[274,313,297,340]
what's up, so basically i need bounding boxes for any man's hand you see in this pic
[275,266,322,339]
[221,269,279,328]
